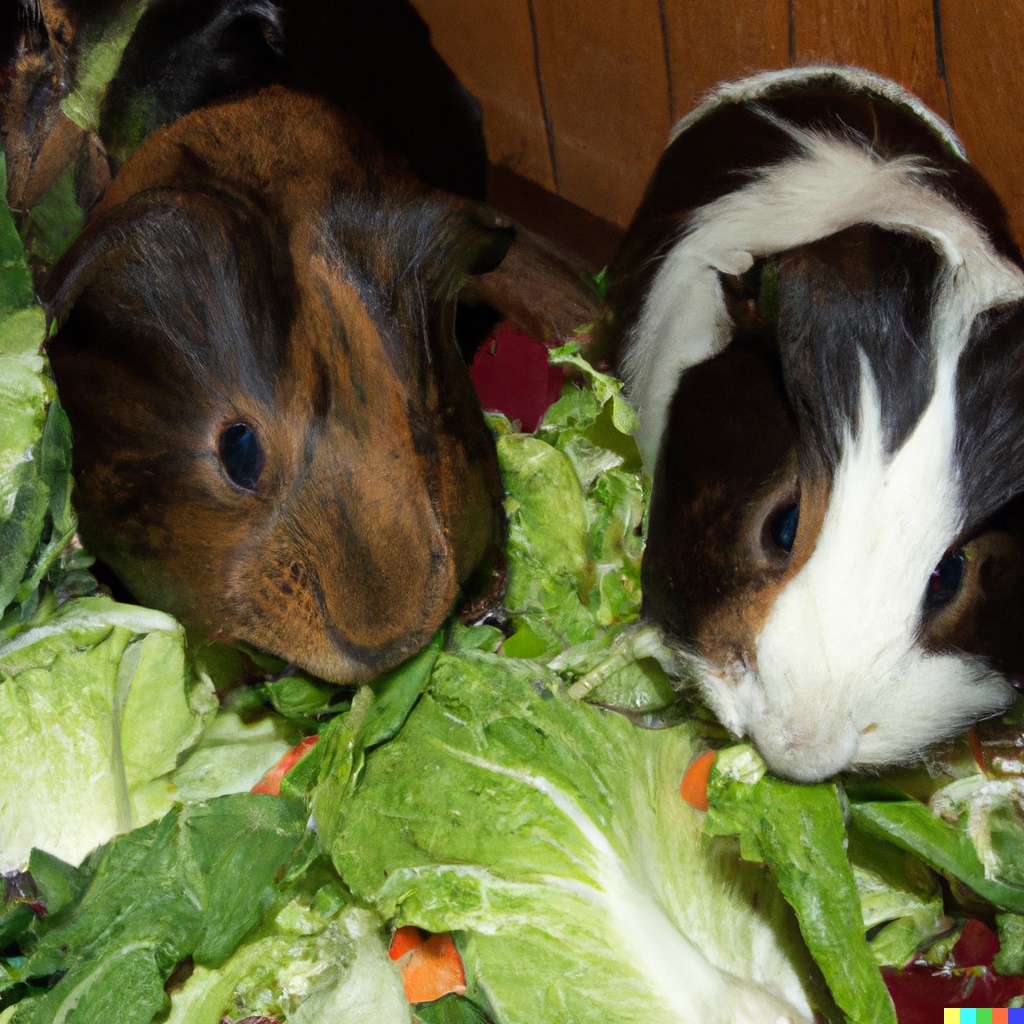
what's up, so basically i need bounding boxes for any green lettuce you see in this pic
[7,795,306,1024]
[846,823,945,968]
[704,746,895,1023]
[163,886,409,1024]
[321,651,827,1024]
[495,344,646,664]
[0,598,217,870]
[0,156,87,641]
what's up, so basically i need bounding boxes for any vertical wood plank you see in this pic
[941,0,1024,246]
[663,0,790,122]
[791,0,950,119]
[410,0,555,190]
[530,0,672,227]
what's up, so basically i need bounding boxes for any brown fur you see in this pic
[46,87,513,682]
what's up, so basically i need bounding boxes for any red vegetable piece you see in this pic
[250,735,319,796]
[884,964,1024,1022]
[679,750,716,812]
[469,322,564,432]
[968,726,990,778]
[952,918,1001,969]
[397,931,467,1003]
[884,920,1024,1022]
[389,925,426,961]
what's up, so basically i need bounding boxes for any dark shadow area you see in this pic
[277,0,488,198]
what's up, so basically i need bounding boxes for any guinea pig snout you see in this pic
[749,707,863,784]
[227,441,479,684]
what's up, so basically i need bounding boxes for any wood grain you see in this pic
[410,0,555,190]
[530,0,672,227]
[791,0,951,118]
[941,0,1024,246]
[411,0,1024,245]
[662,0,790,122]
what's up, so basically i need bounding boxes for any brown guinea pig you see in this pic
[605,67,1024,781]
[44,85,515,683]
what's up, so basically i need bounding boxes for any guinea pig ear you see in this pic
[43,192,176,328]
[44,212,128,330]
[423,200,517,300]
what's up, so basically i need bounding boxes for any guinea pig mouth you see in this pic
[748,715,863,784]
[693,656,866,782]
[299,623,442,685]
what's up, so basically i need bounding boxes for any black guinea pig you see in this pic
[44,85,516,683]
[604,66,1024,781]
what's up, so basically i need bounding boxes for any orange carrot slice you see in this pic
[251,735,319,795]
[396,931,467,1003]
[679,749,716,812]
[389,925,426,961]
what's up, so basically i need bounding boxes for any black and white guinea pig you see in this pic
[605,66,1024,782]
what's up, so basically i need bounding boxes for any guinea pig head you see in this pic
[646,225,1024,781]
[45,185,511,683]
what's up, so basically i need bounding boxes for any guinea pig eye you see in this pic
[925,548,966,609]
[218,422,265,492]
[769,502,800,554]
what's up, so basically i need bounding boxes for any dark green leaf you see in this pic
[26,848,84,919]
[14,795,306,1024]
[416,992,496,1024]
[263,674,339,719]
[706,749,894,1024]
[0,158,35,314]
[363,632,443,749]
[850,799,1024,913]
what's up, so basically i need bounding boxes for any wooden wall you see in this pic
[410,0,1024,244]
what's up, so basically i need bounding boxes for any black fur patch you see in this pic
[776,225,941,477]
[956,302,1024,530]
[608,70,1021,375]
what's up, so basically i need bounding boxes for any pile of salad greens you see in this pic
[4,11,1024,1022]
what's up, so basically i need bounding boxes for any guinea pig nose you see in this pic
[751,715,861,783]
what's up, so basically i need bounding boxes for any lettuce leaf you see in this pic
[8,795,306,1024]
[491,346,651,710]
[850,796,1024,914]
[321,652,827,1023]
[0,598,217,870]
[704,746,896,1023]
[163,900,409,1024]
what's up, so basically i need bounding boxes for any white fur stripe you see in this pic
[750,360,1013,778]
[625,125,1024,467]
